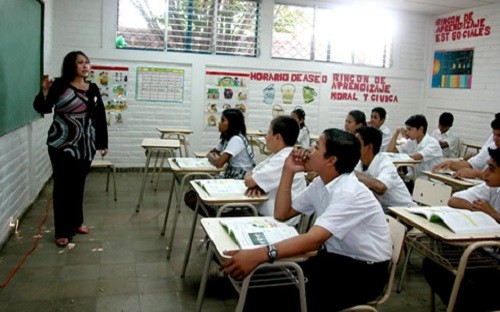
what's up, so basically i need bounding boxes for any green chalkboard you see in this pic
[0,0,44,137]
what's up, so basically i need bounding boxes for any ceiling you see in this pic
[314,0,500,15]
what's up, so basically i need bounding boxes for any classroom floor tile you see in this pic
[0,171,446,311]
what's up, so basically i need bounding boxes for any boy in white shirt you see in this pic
[431,112,460,159]
[387,114,443,179]
[433,117,500,179]
[355,126,415,212]
[222,129,392,311]
[423,147,500,312]
[244,116,307,223]
[369,107,392,152]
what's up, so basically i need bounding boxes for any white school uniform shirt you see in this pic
[379,125,392,153]
[468,141,497,170]
[361,153,416,210]
[452,183,500,213]
[216,134,254,172]
[251,147,307,220]
[297,127,310,148]
[431,128,460,158]
[292,172,392,262]
[397,134,443,178]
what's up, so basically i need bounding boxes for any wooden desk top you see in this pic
[141,138,181,149]
[247,130,266,137]
[389,207,500,242]
[167,158,222,173]
[382,152,422,165]
[422,171,482,188]
[156,128,193,134]
[462,142,482,149]
[190,179,268,205]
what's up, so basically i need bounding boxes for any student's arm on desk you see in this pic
[355,171,387,195]
[448,197,500,223]
[432,159,472,172]
[207,151,231,168]
[221,226,330,280]
[453,168,484,179]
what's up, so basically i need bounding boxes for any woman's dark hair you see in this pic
[291,108,306,128]
[61,51,89,82]
[322,128,360,174]
[220,108,247,141]
[348,110,367,126]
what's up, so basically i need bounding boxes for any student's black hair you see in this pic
[348,110,367,126]
[355,126,382,155]
[291,108,306,129]
[371,107,387,120]
[220,108,247,141]
[271,116,299,147]
[488,148,500,167]
[439,112,454,127]
[495,112,500,119]
[405,114,428,133]
[61,51,89,83]
[322,128,360,174]
[491,117,500,130]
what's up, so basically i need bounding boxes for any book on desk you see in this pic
[381,152,413,161]
[220,217,299,249]
[405,206,500,234]
[195,179,248,197]
[171,157,213,168]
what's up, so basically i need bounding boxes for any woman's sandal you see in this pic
[76,226,90,234]
[55,238,69,247]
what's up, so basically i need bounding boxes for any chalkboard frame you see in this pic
[0,0,44,137]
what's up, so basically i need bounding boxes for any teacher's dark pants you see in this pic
[48,147,91,239]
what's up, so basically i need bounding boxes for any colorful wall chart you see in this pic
[432,49,474,88]
[136,67,184,102]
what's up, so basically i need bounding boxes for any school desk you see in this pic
[162,158,223,259]
[461,141,482,158]
[422,170,483,192]
[136,138,181,212]
[389,207,500,312]
[181,179,269,277]
[247,130,266,154]
[383,152,422,182]
[196,217,313,312]
[156,127,193,157]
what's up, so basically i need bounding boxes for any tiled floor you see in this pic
[0,171,445,311]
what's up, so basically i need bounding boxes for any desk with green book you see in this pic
[389,206,500,312]
[181,179,269,278]
[162,157,223,259]
[196,217,313,312]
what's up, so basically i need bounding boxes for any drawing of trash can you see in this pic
[263,84,275,105]
[281,83,296,104]
[302,86,317,104]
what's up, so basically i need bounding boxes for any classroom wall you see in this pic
[0,0,498,245]
[423,4,500,144]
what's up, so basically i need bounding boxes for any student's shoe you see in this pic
[55,238,69,247]
[76,226,90,234]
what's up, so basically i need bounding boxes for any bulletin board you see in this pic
[0,0,44,137]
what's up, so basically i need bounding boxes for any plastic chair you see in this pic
[396,178,452,293]
[340,215,407,312]
[90,159,117,201]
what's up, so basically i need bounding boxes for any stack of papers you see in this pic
[195,179,248,197]
[172,157,214,168]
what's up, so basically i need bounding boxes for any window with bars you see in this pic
[116,0,260,57]
[273,3,394,68]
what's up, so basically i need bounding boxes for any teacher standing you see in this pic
[33,51,108,247]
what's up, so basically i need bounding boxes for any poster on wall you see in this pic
[136,67,184,102]
[89,65,129,125]
[205,71,250,128]
[432,49,474,89]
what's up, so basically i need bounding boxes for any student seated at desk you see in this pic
[369,107,392,152]
[422,147,500,312]
[354,126,416,212]
[432,116,500,179]
[244,116,307,224]
[222,129,392,311]
[387,114,443,179]
[291,107,310,148]
[206,108,255,178]
[431,112,460,159]
[344,109,367,134]
[185,109,255,212]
